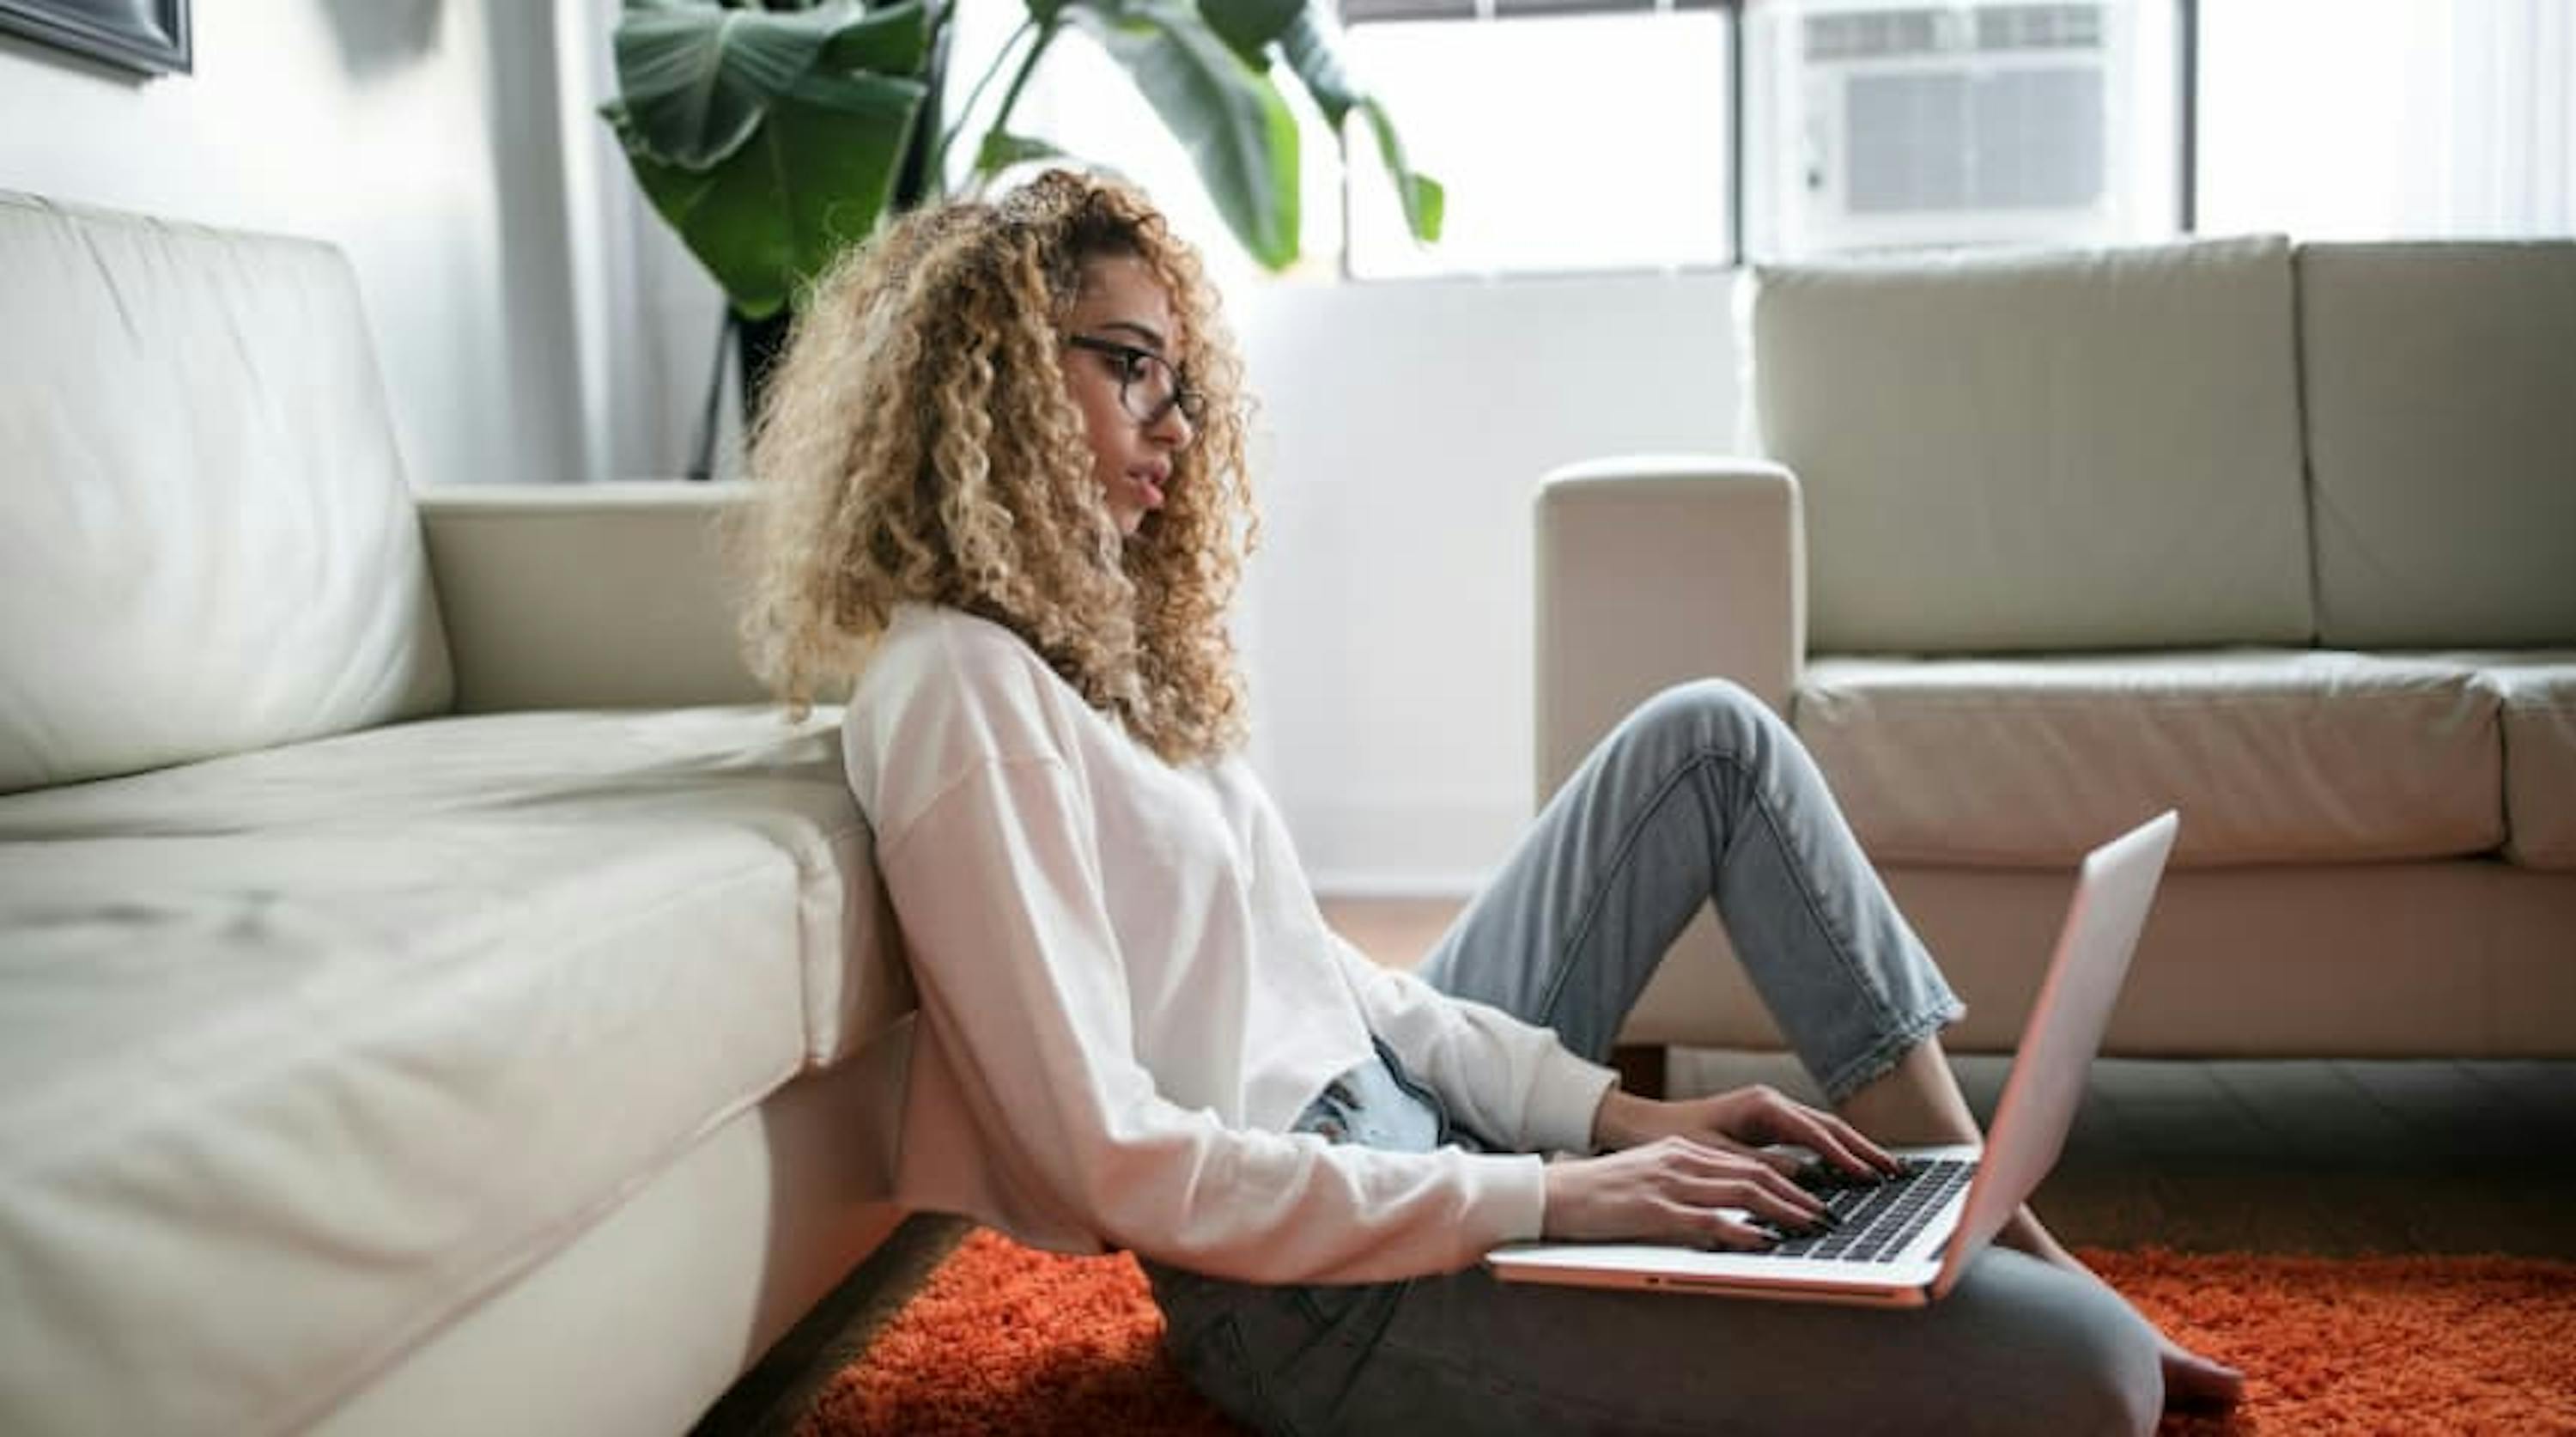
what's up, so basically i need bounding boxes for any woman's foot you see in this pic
[2156,1328,2246,1410]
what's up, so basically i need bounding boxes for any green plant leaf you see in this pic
[1358,100,1443,243]
[975,130,1070,178]
[817,0,931,76]
[607,69,929,318]
[615,0,885,169]
[1069,0,1301,269]
[1276,6,1441,242]
[1194,0,1302,69]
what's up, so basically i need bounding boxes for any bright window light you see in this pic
[1344,13,1735,277]
[2197,0,2575,240]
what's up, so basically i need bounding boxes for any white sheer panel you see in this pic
[2200,0,2575,240]
[553,0,744,484]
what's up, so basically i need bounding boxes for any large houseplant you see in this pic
[601,0,1441,470]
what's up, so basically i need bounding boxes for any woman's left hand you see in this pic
[1590,1084,1906,1182]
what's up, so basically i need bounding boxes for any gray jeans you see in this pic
[1143,680,2161,1435]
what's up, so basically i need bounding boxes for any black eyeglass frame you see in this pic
[1064,334,1209,429]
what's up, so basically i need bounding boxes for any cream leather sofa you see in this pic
[0,197,918,1433]
[1538,234,2576,1067]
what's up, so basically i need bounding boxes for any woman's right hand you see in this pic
[1540,1136,1832,1249]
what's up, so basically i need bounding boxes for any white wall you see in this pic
[0,0,586,492]
[1231,271,1748,893]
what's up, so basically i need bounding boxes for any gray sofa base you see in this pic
[306,1051,906,1437]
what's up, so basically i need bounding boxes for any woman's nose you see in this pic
[1147,403,1194,450]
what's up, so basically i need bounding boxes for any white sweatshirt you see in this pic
[838,605,1616,1285]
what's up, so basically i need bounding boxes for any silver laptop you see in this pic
[1486,810,2178,1309]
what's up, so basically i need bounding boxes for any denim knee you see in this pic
[1615,678,1778,771]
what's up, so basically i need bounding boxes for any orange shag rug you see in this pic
[795,1230,2576,1436]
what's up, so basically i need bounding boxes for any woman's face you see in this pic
[1061,254,1197,537]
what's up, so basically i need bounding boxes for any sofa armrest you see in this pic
[1534,456,1804,801]
[416,482,771,712]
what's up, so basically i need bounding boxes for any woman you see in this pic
[740,168,2240,1434]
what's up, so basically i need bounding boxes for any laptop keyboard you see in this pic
[1756,1157,1977,1263]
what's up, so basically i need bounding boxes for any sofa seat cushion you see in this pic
[0,707,893,1436]
[2433,654,2576,872]
[1794,650,2501,868]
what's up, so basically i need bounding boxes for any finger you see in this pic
[1646,1197,1765,1251]
[1719,1149,1835,1218]
[1680,1135,1815,1192]
[1736,1159,1832,1221]
[1671,1168,1826,1227]
[1669,1143,1826,1210]
[1795,1121,1880,1178]
[1817,1113,1906,1175]
[1807,1110,1906,1177]
[1689,1208,1782,1252]
[1770,1105,1901,1178]
[1743,1168,1832,1225]
[1704,1134,1807,1178]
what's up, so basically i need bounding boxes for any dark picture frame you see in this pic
[0,0,190,76]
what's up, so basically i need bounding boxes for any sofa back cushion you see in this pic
[2299,241,2576,648]
[0,194,452,795]
[1752,234,2315,654]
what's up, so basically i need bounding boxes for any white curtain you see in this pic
[2200,0,2576,240]
[551,0,734,484]
[2429,0,2573,236]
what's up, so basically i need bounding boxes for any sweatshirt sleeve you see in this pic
[877,753,1553,1285]
[1328,934,1618,1159]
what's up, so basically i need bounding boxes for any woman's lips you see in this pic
[1129,470,1166,508]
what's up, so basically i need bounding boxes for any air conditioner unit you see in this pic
[1746,0,2170,257]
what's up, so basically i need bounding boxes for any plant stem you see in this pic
[929,16,1038,194]
[982,17,1060,157]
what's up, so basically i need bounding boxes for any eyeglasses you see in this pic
[1065,334,1208,429]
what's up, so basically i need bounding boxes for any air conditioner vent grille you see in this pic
[1844,65,2105,211]
[1978,3,2101,52]
[1804,3,2102,62]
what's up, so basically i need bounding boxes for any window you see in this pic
[2197,0,2575,241]
[1023,0,2567,281]
[1340,0,2184,275]
[1341,2,1736,277]
[1740,0,2183,257]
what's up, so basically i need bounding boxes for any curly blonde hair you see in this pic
[735,169,1257,764]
